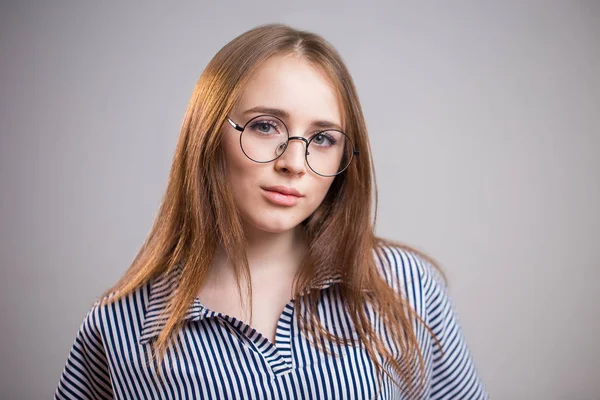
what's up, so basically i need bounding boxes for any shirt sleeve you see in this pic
[423,261,489,400]
[54,301,114,400]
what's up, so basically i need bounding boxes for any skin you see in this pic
[197,54,344,341]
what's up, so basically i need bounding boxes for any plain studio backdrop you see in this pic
[1,2,598,399]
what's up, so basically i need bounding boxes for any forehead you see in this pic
[235,55,343,129]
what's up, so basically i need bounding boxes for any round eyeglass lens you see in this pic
[240,115,289,163]
[305,130,354,176]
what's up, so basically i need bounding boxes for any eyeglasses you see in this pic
[226,114,359,177]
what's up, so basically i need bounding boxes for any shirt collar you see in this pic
[138,262,342,345]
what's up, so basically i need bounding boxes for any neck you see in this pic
[210,222,308,286]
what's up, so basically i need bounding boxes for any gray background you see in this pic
[1,1,599,399]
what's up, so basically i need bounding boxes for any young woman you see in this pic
[55,23,488,399]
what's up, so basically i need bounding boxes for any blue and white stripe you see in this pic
[55,245,488,399]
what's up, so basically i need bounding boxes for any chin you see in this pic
[255,221,299,234]
[243,215,302,234]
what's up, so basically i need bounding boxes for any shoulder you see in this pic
[80,280,153,341]
[373,243,449,315]
[374,243,445,294]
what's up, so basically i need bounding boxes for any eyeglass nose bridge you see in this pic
[280,136,312,156]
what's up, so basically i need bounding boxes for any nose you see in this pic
[274,136,309,175]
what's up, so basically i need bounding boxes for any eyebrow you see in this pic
[242,106,343,131]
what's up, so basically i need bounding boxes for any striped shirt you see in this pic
[55,245,488,399]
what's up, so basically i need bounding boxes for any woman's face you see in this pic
[222,54,343,234]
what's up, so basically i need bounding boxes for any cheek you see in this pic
[309,179,335,208]
[222,145,269,216]
[225,151,256,200]
[222,131,252,182]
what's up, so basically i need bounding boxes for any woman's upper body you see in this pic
[55,23,489,399]
[54,244,488,400]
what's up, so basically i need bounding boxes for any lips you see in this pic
[261,185,304,197]
[261,187,301,207]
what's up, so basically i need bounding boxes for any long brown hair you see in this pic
[100,23,445,398]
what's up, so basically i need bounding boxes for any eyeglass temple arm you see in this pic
[227,118,244,132]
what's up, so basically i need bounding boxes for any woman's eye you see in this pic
[312,133,337,147]
[250,121,279,134]
[257,123,271,132]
